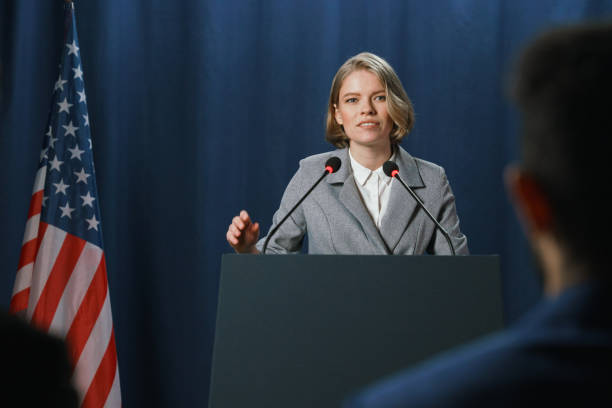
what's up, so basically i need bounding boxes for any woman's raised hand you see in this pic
[226,210,260,254]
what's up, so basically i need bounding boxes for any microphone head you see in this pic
[383,161,399,178]
[325,156,341,173]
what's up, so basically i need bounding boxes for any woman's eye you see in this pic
[345,97,357,103]
[375,95,386,101]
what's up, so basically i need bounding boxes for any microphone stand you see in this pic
[262,158,340,254]
[391,172,456,256]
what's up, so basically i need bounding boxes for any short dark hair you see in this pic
[513,22,612,273]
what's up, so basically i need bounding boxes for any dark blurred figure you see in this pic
[345,22,612,407]
[1,310,78,407]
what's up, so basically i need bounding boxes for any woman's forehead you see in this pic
[339,69,385,94]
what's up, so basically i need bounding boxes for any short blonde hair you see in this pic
[325,52,415,148]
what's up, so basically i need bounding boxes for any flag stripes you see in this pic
[27,224,67,319]
[66,255,109,366]
[32,232,86,331]
[22,212,42,243]
[11,188,48,315]
[8,287,29,314]
[82,329,118,408]
[14,219,117,405]
[49,242,103,335]
[15,222,48,290]
[17,238,40,271]
[73,292,113,404]
[105,366,122,408]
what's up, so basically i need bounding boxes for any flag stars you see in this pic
[42,196,49,207]
[54,76,67,92]
[53,179,70,195]
[63,121,79,137]
[49,155,64,172]
[83,114,90,127]
[77,90,87,103]
[86,215,99,231]
[46,125,58,147]
[66,40,79,56]
[49,134,59,148]
[40,147,49,161]
[58,97,73,114]
[81,192,96,208]
[73,65,84,80]
[59,202,75,219]
[74,168,90,184]
[68,145,85,160]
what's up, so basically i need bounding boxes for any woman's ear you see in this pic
[334,103,343,125]
[505,165,554,233]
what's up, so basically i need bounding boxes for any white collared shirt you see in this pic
[349,149,396,229]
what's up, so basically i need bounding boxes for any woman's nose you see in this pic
[361,99,375,115]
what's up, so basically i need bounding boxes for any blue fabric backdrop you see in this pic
[2,0,612,406]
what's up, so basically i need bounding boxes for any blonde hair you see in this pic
[325,52,415,148]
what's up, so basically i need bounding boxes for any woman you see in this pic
[226,52,469,255]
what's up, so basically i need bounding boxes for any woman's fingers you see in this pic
[240,210,250,222]
[226,229,238,245]
[228,224,240,237]
[227,211,258,252]
[232,215,245,230]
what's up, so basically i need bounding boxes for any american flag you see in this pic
[9,3,121,407]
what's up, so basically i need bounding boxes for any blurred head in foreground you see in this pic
[508,22,612,294]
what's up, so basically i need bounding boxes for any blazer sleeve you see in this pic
[427,167,469,255]
[255,162,309,254]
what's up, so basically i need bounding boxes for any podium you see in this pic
[209,255,502,408]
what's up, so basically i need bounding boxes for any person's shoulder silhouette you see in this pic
[0,310,78,407]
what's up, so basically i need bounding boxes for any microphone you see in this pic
[262,157,341,254]
[383,161,456,255]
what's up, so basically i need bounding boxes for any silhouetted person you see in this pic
[0,310,78,407]
[345,22,612,407]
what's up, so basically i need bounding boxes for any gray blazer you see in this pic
[256,147,469,255]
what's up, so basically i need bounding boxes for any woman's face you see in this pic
[334,69,394,151]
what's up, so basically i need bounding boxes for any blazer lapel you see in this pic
[328,149,390,254]
[380,147,425,253]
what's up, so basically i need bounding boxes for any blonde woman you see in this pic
[226,52,468,255]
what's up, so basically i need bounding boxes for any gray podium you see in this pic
[209,255,502,408]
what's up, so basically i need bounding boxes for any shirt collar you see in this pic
[349,148,395,186]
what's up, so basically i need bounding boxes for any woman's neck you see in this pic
[349,143,393,171]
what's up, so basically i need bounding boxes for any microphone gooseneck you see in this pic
[383,160,456,256]
[262,157,341,254]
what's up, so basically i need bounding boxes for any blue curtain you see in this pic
[2,0,612,406]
